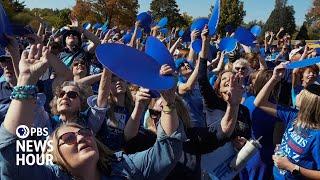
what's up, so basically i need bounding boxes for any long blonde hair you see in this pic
[49,123,114,176]
[296,89,320,129]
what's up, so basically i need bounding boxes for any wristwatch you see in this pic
[291,165,300,176]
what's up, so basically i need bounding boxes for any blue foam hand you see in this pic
[157,17,168,28]
[250,25,262,37]
[190,18,209,32]
[145,36,175,69]
[96,43,176,90]
[285,56,320,69]
[219,37,238,53]
[192,39,202,54]
[208,0,220,36]
[234,26,256,46]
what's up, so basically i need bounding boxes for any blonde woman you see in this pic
[254,63,320,179]
[0,44,185,180]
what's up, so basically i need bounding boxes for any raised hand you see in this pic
[201,25,209,42]
[225,73,244,106]
[159,64,176,105]
[135,87,151,106]
[271,62,287,82]
[191,30,200,42]
[69,13,79,27]
[18,44,50,85]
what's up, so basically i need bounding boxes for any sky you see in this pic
[24,0,312,26]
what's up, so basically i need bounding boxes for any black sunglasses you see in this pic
[58,90,79,99]
[73,61,87,67]
[235,67,247,71]
[149,109,161,117]
[58,128,93,146]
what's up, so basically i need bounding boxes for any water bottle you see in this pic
[274,145,287,175]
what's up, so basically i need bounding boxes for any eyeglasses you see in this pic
[58,128,93,146]
[235,67,247,71]
[58,90,79,99]
[149,109,161,118]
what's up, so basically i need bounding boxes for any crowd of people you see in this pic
[0,9,319,180]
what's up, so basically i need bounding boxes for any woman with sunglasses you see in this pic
[174,28,207,128]
[254,63,320,180]
[71,58,102,87]
[0,44,185,179]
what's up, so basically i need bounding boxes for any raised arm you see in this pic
[220,74,243,137]
[178,27,208,95]
[254,63,286,117]
[76,73,102,85]
[46,50,73,89]
[169,37,182,55]
[97,68,111,108]
[128,21,140,48]
[124,88,150,141]
[276,27,284,40]
[3,45,49,134]
[187,30,199,63]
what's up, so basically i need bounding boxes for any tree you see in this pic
[243,20,265,29]
[150,0,187,27]
[295,22,309,40]
[72,0,139,28]
[181,12,193,28]
[263,0,296,35]
[305,0,320,39]
[209,0,246,34]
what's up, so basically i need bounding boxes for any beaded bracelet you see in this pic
[10,85,38,100]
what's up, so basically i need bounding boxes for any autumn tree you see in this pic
[72,0,139,28]
[209,0,246,34]
[305,0,320,39]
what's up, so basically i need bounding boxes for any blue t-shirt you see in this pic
[274,105,320,180]
[242,95,278,180]
[178,82,205,128]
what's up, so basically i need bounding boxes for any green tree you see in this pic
[181,12,193,28]
[295,22,309,40]
[263,0,296,35]
[150,0,187,27]
[243,20,265,29]
[209,0,246,34]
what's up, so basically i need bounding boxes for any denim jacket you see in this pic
[0,119,186,180]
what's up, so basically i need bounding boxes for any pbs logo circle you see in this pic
[16,125,30,139]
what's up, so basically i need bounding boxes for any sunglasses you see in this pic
[149,109,161,117]
[58,128,93,146]
[58,90,79,99]
[73,61,86,67]
[235,67,247,71]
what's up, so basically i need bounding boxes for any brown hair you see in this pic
[50,81,93,115]
[213,70,234,97]
[50,123,114,176]
[107,87,134,127]
[249,70,281,102]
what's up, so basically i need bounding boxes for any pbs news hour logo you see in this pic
[15,125,53,166]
